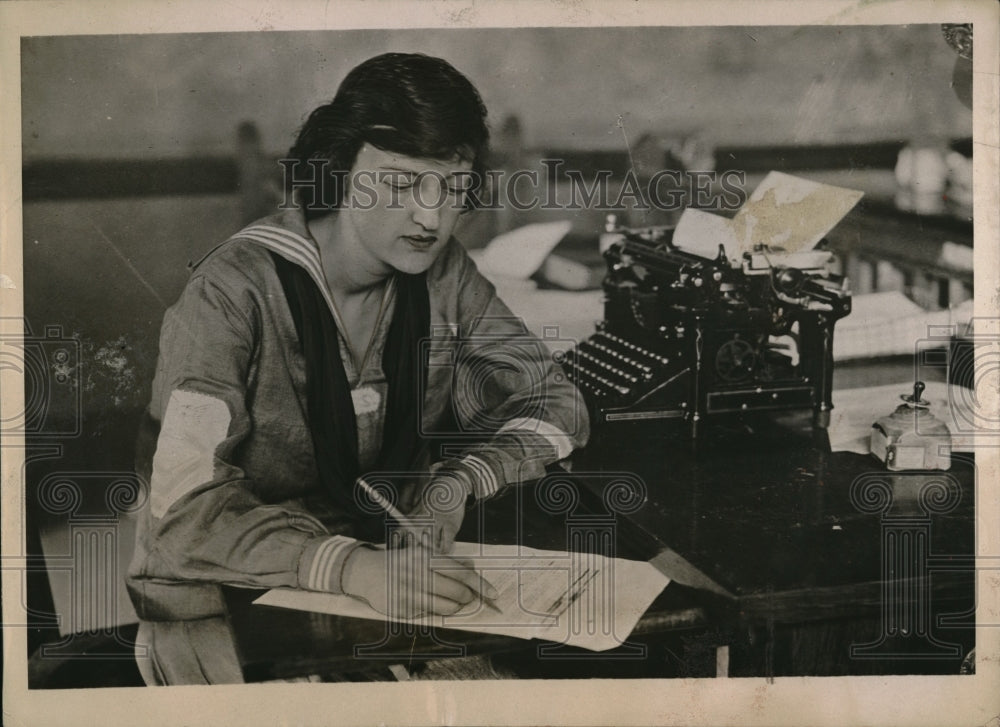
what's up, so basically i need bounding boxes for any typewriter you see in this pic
[563,220,852,437]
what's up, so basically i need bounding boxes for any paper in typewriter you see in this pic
[674,171,864,259]
[254,542,670,652]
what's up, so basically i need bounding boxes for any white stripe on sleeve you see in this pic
[150,389,232,519]
[498,417,575,460]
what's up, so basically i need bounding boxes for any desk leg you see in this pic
[715,645,729,678]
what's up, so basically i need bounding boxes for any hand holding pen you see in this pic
[398,473,469,556]
[344,478,502,617]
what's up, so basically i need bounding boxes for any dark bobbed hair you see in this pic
[287,53,490,219]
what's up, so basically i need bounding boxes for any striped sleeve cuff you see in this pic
[297,535,366,594]
[433,454,500,502]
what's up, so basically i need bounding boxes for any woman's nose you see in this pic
[411,199,441,231]
[411,180,444,230]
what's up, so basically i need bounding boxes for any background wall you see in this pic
[23,25,967,159]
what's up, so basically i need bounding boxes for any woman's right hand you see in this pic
[340,544,496,618]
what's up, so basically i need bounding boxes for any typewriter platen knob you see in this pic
[775,266,806,295]
[612,254,634,272]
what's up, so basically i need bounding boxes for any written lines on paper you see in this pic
[255,542,671,652]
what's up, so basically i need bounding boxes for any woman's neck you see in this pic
[308,213,390,296]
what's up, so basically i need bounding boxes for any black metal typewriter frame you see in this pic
[565,226,852,438]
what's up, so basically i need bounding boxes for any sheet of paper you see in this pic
[828,381,977,454]
[476,220,574,279]
[255,542,670,652]
[673,172,863,260]
[672,207,742,260]
[833,295,973,361]
[729,171,864,254]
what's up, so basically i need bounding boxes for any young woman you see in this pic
[126,52,588,684]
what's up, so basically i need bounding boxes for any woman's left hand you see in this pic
[402,475,469,554]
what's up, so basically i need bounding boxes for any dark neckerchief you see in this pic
[270,251,430,518]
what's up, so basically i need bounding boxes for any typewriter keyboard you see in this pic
[563,332,672,399]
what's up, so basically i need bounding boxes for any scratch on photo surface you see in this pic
[89,221,168,308]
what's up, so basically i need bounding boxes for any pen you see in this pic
[479,592,504,615]
[356,476,502,614]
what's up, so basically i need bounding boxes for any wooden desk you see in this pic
[224,416,975,681]
[576,416,976,676]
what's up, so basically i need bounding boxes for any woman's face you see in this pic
[338,143,473,277]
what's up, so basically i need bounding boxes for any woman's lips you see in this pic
[403,235,437,249]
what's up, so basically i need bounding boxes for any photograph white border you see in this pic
[2,1,998,725]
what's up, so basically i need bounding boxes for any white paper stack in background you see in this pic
[475,220,574,279]
[833,292,973,360]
